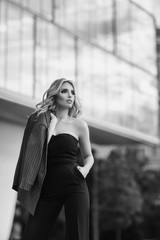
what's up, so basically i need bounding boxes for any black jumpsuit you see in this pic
[22,133,90,240]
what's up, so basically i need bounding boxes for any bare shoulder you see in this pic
[72,118,89,136]
[72,118,87,127]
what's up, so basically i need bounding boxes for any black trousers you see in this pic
[22,191,90,240]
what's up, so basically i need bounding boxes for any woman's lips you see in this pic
[67,100,72,104]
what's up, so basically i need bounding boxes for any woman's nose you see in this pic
[68,92,72,98]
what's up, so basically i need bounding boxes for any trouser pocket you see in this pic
[73,165,85,180]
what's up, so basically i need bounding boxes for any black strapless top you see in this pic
[47,133,79,164]
[40,134,86,197]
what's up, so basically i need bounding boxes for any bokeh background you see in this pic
[1,0,160,239]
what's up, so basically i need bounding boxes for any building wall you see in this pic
[153,0,160,27]
[0,120,24,240]
[0,0,159,140]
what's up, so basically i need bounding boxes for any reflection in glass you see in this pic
[106,59,134,128]
[40,0,52,19]
[77,38,158,137]
[0,0,158,139]
[88,47,107,119]
[29,0,40,14]
[77,41,93,114]
[54,0,114,51]
[6,5,21,92]
[0,0,6,87]
[20,12,34,97]
[35,20,75,99]
[116,0,156,74]
[11,0,52,20]
[0,3,34,97]
[116,0,132,60]
[95,0,113,51]
[131,3,156,74]
[133,68,159,136]
[132,0,153,12]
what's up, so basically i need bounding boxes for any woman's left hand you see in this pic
[77,166,89,178]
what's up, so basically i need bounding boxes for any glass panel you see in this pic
[55,0,114,52]
[40,0,52,19]
[0,2,34,96]
[29,0,40,13]
[35,20,76,99]
[104,57,134,128]
[116,1,156,75]
[77,41,93,114]
[132,0,153,13]
[20,11,34,96]
[21,0,28,7]
[11,0,52,19]
[12,0,20,3]
[6,5,21,92]
[63,0,78,33]
[35,20,47,99]
[133,69,159,136]
[77,38,158,137]
[0,0,6,87]
[47,26,63,81]
[76,0,90,39]
[116,0,132,60]
[23,0,28,6]
[94,0,113,51]
[59,32,75,80]
[89,47,106,119]
[77,41,133,126]
[54,0,64,26]
[130,3,156,74]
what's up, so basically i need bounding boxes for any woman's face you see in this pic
[56,82,75,109]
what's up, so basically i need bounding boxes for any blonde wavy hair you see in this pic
[35,78,82,118]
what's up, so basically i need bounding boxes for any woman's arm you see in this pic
[77,119,94,178]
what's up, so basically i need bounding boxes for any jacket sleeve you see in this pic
[12,132,26,191]
[12,115,34,191]
[12,112,48,192]
[19,124,47,191]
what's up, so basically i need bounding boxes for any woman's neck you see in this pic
[55,109,70,121]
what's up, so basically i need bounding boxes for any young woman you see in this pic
[12,78,94,240]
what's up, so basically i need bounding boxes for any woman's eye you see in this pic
[61,89,75,95]
[61,89,67,93]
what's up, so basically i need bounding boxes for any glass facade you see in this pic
[35,19,76,99]
[0,0,159,139]
[55,0,114,51]
[116,0,156,74]
[0,1,34,96]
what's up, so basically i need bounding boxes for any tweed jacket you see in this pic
[12,110,51,215]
